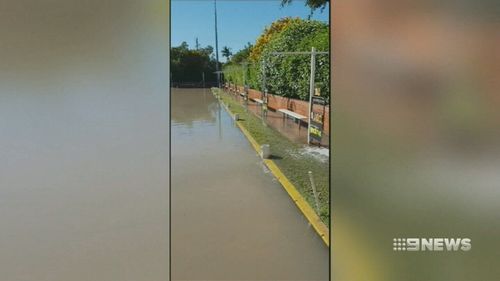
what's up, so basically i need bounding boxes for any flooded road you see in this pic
[171,88,329,281]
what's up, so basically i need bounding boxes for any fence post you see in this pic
[307,47,316,145]
[308,170,321,214]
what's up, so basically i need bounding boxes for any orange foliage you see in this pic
[249,17,302,63]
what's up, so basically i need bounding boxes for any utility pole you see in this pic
[195,37,199,50]
[214,0,220,87]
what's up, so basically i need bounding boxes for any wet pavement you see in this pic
[171,88,329,281]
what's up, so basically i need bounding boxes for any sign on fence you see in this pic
[309,96,326,144]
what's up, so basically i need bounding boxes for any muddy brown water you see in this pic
[171,88,329,281]
[0,76,170,280]
[0,2,169,279]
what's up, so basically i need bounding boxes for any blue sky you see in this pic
[171,0,329,60]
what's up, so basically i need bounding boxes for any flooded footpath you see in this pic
[171,88,329,281]
[230,93,329,147]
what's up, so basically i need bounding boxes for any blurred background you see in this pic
[332,0,499,280]
[0,1,169,280]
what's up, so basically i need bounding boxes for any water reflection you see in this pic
[171,88,218,126]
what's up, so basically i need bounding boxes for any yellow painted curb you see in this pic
[264,159,330,246]
[235,122,260,152]
[236,121,330,247]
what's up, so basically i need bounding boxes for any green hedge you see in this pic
[223,18,329,102]
[223,64,245,86]
[223,63,259,90]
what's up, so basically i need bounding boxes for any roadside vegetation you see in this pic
[171,42,219,83]
[223,17,330,102]
[212,88,330,226]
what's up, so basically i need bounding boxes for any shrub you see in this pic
[261,19,329,101]
[223,18,330,102]
[249,17,301,63]
[223,64,245,86]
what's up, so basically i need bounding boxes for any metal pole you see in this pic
[202,72,205,88]
[308,171,321,213]
[307,47,316,144]
[214,0,220,88]
[242,62,247,87]
[261,57,268,117]
[261,57,266,93]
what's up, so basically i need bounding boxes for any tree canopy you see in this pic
[223,18,330,102]
[261,18,329,101]
[221,46,232,62]
[171,42,218,83]
[281,0,329,14]
[229,42,253,65]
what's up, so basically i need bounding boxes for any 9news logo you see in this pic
[393,238,471,252]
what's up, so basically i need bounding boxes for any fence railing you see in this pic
[171,81,218,88]
[224,83,330,135]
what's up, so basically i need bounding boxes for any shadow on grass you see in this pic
[269,155,283,160]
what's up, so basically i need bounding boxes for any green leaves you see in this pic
[281,0,329,15]
[262,19,330,101]
[223,18,330,102]
[221,46,232,62]
[171,42,217,83]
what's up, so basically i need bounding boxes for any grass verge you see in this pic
[212,88,330,226]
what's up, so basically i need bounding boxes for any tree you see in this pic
[281,0,329,15]
[221,46,232,62]
[223,18,330,102]
[262,19,330,101]
[171,42,218,83]
[249,17,301,63]
[178,41,189,51]
[229,42,253,64]
[199,45,214,57]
